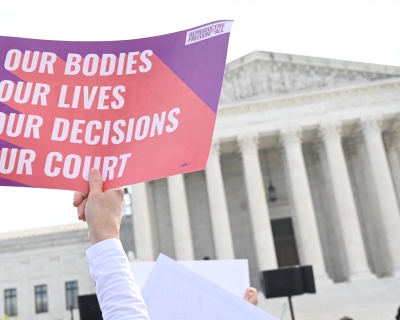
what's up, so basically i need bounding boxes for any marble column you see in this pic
[360,116,400,276]
[205,139,235,260]
[345,135,389,276]
[130,182,155,261]
[280,127,330,282]
[167,174,195,260]
[238,133,277,270]
[383,129,400,207]
[319,121,374,281]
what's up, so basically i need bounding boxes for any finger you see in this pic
[105,188,125,204]
[114,187,125,200]
[88,168,103,194]
[77,198,88,221]
[243,288,251,299]
[73,192,88,207]
[105,187,124,196]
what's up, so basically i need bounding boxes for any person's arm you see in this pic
[74,168,150,320]
[86,239,149,319]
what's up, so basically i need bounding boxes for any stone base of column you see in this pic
[349,270,376,282]
[393,267,400,277]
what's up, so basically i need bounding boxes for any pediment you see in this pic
[220,51,400,103]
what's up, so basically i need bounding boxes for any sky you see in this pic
[0,0,399,233]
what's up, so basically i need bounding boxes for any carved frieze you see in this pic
[220,59,395,103]
[219,81,400,116]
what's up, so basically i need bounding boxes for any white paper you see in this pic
[130,259,250,297]
[141,254,278,320]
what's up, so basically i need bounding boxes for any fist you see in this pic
[73,168,124,245]
[243,287,259,306]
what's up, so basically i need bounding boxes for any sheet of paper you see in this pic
[0,20,232,191]
[130,259,250,297]
[141,254,278,320]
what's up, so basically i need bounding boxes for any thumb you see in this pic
[88,168,103,193]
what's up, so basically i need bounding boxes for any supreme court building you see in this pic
[1,51,400,319]
[129,51,400,285]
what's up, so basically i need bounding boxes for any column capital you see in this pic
[279,127,302,147]
[359,115,382,135]
[318,121,342,141]
[237,132,259,154]
[209,139,221,157]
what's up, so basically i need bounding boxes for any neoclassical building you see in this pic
[130,51,400,285]
[1,51,400,319]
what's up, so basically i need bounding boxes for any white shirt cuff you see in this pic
[86,238,124,261]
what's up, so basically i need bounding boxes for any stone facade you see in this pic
[0,224,92,320]
[132,51,400,285]
[0,217,135,320]
[1,51,400,319]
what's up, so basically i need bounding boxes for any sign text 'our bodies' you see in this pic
[4,49,153,76]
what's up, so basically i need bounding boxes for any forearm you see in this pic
[86,239,150,320]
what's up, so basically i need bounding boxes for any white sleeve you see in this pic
[86,238,150,320]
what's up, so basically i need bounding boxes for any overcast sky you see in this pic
[0,1,399,233]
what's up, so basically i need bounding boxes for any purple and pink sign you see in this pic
[0,20,232,192]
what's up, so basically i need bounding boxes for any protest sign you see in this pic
[0,20,232,191]
[141,254,278,320]
[130,259,250,297]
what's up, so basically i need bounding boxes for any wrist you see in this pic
[90,229,120,245]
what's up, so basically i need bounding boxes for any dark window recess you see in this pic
[5,288,17,317]
[271,218,300,267]
[65,281,79,309]
[123,187,133,215]
[35,285,48,313]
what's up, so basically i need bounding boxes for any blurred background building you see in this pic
[1,51,400,319]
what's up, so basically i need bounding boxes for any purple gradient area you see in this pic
[0,176,31,187]
[0,67,24,83]
[0,139,21,149]
[0,102,20,115]
[0,70,24,114]
[0,22,231,113]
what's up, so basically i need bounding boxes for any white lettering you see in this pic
[39,52,57,74]
[4,49,21,71]
[135,116,150,140]
[31,83,50,106]
[65,54,81,75]
[166,108,180,132]
[100,54,116,76]
[51,118,70,141]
